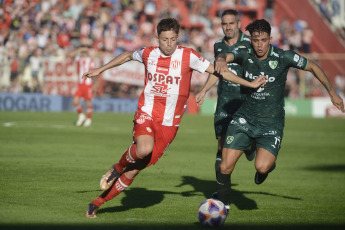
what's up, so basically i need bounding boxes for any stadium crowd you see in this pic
[0,0,344,98]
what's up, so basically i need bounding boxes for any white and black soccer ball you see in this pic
[197,198,227,227]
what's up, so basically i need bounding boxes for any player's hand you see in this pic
[251,75,267,88]
[214,58,229,74]
[195,91,206,106]
[83,68,102,79]
[330,91,345,112]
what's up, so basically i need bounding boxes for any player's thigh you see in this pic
[136,135,155,157]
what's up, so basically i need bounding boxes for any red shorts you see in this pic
[132,109,179,166]
[74,84,93,100]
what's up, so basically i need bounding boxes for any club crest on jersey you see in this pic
[269,60,278,69]
[226,136,234,144]
[171,60,181,69]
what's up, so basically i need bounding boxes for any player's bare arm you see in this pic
[305,60,345,112]
[205,64,266,89]
[83,51,134,79]
[214,53,234,73]
[195,74,219,106]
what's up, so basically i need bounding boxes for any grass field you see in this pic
[1,111,345,230]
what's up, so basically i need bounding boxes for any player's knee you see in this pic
[255,162,271,174]
[220,162,234,174]
[136,145,153,158]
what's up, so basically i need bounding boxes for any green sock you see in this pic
[217,173,231,205]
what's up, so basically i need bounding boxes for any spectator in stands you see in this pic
[318,0,332,23]
[29,48,44,80]
[0,0,337,101]
[302,25,313,53]
[22,81,31,93]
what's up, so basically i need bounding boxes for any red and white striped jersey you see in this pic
[132,46,210,126]
[76,56,95,86]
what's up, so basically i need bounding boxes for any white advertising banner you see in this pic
[43,58,78,96]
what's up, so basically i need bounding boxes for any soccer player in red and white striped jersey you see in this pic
[83,18,267,218]
[72,48,95,127]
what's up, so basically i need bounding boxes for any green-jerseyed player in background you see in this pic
[196,10,255,195]
[198,19,345,212]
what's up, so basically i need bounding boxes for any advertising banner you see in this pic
[43,58,78,96]
[0,93,62,111]
[285,99,312,117]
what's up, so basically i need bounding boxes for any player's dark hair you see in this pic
[221,9,239,21]
[245,19,271,36]
[157,18,180,36]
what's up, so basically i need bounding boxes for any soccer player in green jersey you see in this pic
[212,19,345,211]
[196,10,255,187]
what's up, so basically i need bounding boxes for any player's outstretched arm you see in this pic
[83,51,134,79]
[305,60,345,112]
[205,64,266,89]
[195,74,219,106]
[214,53,234,74]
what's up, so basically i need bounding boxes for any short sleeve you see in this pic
[283,50,308,70]
[189,50,211,73]
[132,48,145,63]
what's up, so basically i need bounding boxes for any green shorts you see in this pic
[223,115,284,157]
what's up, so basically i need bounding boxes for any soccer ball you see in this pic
[197,198,227,227]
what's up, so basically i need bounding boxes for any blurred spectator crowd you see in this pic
[0,0,344,99]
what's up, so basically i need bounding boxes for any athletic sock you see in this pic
[87,105,92,119]
[92,174,134,207]
[217,173,231,206]
[115,144,141,172]
[215,150,222,181]
[75,103,83,114]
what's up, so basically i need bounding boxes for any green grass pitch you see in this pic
[1,111,345,230]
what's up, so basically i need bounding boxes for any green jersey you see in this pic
[214,32,250,116]
[231,45,308,123]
